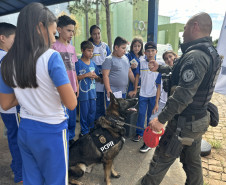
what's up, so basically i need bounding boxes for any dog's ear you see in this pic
[110,92,118,105]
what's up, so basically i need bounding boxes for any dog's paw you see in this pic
[69,178,84,185]
[111,172,121,178]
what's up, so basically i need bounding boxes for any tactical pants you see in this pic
[139,112,210,185]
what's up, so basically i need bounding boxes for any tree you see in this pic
[213,39,218,48]
[68,0,95,40]
[68,0,125,48]
[101,0,144,48]
[96,0,100,25]
[103,0,112,49]
[100,0,126,50]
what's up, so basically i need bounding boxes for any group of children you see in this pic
[0,2,178,184]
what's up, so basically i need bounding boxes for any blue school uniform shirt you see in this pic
[0,49,17,114]
[126,51,142,92]
[76,59,99,101]
[0,49,70,124]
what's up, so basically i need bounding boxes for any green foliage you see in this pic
[209,139,222,149]
[213,39,218,48]
[178,39,181,49]
[130,0,146,5]
[68,0,95,16]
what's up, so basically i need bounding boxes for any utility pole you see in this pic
[147,0,159,43]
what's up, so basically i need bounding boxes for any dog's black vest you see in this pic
[91,127,122,153]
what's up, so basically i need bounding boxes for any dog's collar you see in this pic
[104,115,126,129]
[105,114,124,123]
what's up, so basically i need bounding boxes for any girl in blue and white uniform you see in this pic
[0,3,77,185]
[126,37,144,98]
[88,25,111,120]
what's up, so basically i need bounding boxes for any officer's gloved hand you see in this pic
[163,79,169,93]
[162,73,170,93]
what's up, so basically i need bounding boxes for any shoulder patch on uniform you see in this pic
[182,69,195,82]
[180,59,198,83]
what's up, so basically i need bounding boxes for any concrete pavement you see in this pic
[77,138,186,185]
[6,92,226,185]
[0,117,186,185]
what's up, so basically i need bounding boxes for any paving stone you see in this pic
[208,178,226,185]
[203,168,208,176]
[209,171,221,180]
[202,158,208,163]
[214,130,222,133]
[209,159,222,166]
[202,162,208,169]
[203,177,210,185]
[213,154,226,162]
[206,135,214,139]
[214,132,223,136]
[205,154,213,159]
[205,134,214,138]
[222,173,226,182]
[209,165,223,173]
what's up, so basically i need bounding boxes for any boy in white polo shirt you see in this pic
[130,41,161,152]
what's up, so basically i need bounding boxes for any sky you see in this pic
[158,0,226,40]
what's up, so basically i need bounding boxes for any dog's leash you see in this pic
[105,115,145,130]
[122,122,145,130]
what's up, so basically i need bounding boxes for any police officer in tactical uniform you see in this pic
[137,12,222,185]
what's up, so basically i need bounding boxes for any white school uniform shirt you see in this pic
[92,42,109,65]
[0,49,70,124]
[139,58,160,98]
[159,62,169,104]
[159,83,168,104]
[0,49,17,114]
[92,42,111,92]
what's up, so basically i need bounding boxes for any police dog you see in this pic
[69,92,137,185]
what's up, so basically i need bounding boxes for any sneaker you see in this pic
[132,134,142,142]
[140,143,151,153]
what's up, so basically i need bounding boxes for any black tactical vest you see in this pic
[170,41,222,116]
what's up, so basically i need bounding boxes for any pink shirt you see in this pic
[52,40,78,92]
